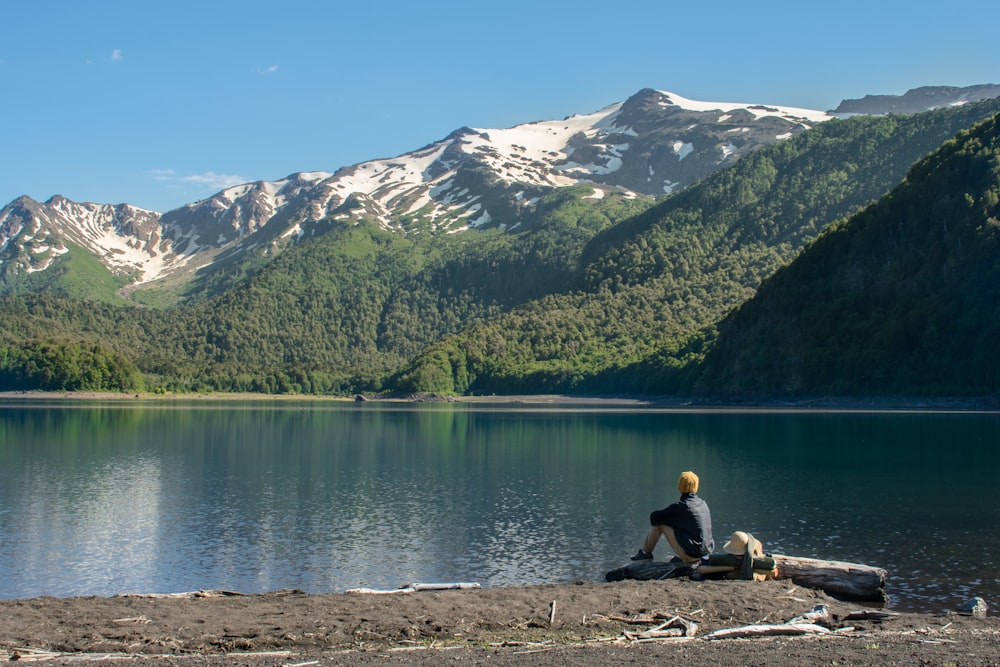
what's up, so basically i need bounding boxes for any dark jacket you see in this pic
[649,493,714,557]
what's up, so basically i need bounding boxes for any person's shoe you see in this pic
[668,556,683,564]
[630,549,653,561]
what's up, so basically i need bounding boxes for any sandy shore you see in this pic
[1,579,997,666]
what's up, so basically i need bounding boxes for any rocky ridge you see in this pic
[1,84,997,290]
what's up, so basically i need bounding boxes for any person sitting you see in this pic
[631,470,714,563]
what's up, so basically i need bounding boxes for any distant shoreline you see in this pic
[1,390,998,412]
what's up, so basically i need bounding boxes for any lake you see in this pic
[1,399,997,613]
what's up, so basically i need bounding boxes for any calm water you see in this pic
[1,400,998,613]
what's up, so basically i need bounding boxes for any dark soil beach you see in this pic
[2,579,998,666]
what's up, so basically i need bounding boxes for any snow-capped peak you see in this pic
[469,102,624,162]
[654,90,834,125]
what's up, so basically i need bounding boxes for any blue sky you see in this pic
[2,0,998,213]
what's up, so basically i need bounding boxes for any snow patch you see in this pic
[656,90,833,125]
[470,103,622,162]
[673,141,694,160]
[609,125,639,137]
[430,179,455,196]
[602,157,624,173]
[281,223,303,239]
[469,210,493,227]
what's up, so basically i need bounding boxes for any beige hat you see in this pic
[723,531,760,556]
[677,471,699,494]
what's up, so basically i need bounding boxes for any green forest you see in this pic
[2,98,1000,399]
[694,111,1000,397]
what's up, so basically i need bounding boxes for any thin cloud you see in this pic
[151,168,176,181]
[111,49,123,61]
[151,169,249,191]
[257,64,279,74]
[181,171,249,189]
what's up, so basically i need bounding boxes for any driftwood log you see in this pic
[606,554,888,603]
[346,582,481,595]
[771,555,888,603]
[704,622,833,640]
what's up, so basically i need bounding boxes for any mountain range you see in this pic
[3,85,997,300]
[2,83,1000,399]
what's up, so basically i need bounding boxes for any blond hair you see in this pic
[677,470,699,494]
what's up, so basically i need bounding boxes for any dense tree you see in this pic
[693,111,1000,397]
[0,339,144,392]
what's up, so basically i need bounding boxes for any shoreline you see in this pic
[2,390,1000,412]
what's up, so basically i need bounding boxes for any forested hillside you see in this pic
[0,239,133,304]
[2,99,1000,397]
[0,188,647,393]
[394,98,1000,395]
[693,111,1000,397]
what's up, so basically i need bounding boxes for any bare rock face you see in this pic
[832,84,1000,115]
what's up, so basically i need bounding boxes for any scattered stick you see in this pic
[411,582,481,591]
[114,590,245,599]
[346,587,415,595]
[777,586,809,602]
[514,645,560,655]
[630,636,698,644]
[5,647,64,662]
[788,604,829,625]
[624,615,698,640]
[549,600,557,626]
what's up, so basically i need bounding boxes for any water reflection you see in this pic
[1,402,998,613]
[9,449,163,595]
